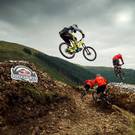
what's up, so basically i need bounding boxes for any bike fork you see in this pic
[84,47,91,55]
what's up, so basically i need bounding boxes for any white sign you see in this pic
[11,65,38,83]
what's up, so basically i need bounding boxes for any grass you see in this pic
[112,105,135,135]
[24,84,60,105]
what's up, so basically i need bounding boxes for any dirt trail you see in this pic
[55,86,130,135]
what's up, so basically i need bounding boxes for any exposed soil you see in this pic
[0,61,133,135]
[109,83,135,113]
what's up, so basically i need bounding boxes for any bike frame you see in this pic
[114,65,124,80]
[70,38,92,55]
[70,34,85,48]
[70,38,85,47]
[92,87,111,102]
[114,65,121,72]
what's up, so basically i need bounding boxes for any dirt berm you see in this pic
[109,83,135,114]
[0,61,134,135]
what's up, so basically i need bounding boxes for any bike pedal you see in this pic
[76,48,82,52]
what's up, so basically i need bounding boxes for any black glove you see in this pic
[82,33,85,38]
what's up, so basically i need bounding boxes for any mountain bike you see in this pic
[59,37,97,61]
[92,87,112,108]
[114,65,124,81]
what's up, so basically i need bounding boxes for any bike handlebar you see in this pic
[79,37,84,42]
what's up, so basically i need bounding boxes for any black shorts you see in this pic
[96,85,106,94]
[60,32,74,44]
[113,59,119,66]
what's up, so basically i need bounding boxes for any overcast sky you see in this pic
[0,0,135,69]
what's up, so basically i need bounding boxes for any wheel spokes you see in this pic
[59,43,75,59]
[85,48,91,55]
[83,46,97,61]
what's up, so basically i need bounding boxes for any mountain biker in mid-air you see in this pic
[59,24,85,53]
[112,54,124,67]
[93,74,107,101]
[81,79,95,99]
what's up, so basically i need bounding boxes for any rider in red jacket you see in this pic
[94,74,107,94]
[112,54,124,66]
[81,79,95,98]
[84,80,95,90]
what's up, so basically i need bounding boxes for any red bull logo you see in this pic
[11,65,38,83]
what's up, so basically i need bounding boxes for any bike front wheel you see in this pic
[59,42,75,59]
[83,46,97,61]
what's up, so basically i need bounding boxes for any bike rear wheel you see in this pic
[92,91,112,108]
[59,42,75,59]
[83,46,97,61]
[100,94,112,108]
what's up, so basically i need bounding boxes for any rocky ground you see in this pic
[109,82,135,114]
[0,61,134,135]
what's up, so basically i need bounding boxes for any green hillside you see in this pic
[0,41,95,85]
[85,66,135,84]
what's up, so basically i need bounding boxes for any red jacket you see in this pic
[113,54,122,60]
[84,80,95,89]
[94,76,107,87]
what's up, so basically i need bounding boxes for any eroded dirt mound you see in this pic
[0,61,78,135]
[0,61,133,135]
[109,83,135,113]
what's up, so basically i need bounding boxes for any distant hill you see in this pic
[0,41,95,85]
[85,66,135,84]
